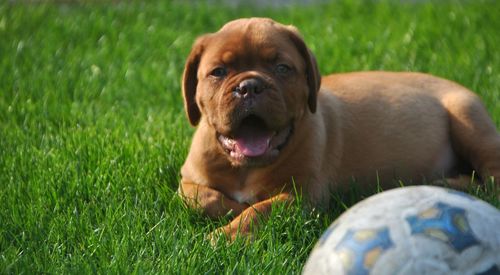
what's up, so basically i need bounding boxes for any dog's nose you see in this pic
[234,78,264,97]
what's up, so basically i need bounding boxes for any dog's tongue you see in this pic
[234,123,273,157]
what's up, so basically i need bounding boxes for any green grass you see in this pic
[1,0,499,273]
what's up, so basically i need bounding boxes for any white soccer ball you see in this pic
[303,186,500,275]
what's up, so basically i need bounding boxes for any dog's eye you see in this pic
[275,64,291,74]
[210,67,227,78]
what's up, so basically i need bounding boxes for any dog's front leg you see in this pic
[210,193,294,243]
[178,180,250,219]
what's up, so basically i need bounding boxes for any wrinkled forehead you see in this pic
[200,20,302,69]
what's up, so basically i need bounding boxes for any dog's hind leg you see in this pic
[443,90,500,190]
[433,175,480,191]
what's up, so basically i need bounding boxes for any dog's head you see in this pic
[182,18,321,167]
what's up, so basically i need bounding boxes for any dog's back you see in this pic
[320,72,500,188]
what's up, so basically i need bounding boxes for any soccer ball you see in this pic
[303,186,500,275]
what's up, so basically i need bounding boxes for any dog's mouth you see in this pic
[217,115,293,163]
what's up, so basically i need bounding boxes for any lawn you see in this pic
[1,0,499,273]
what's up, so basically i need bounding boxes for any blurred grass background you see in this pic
[1,0,499,273]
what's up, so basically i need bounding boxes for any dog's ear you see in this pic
[285,26,321,113]
[182,35,210,126]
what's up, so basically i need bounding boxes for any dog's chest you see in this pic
[226,173,267,205]
[228,171,290,204]
[230,189,257,204]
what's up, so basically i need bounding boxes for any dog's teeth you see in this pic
[230,150,243,160]
[220,135,235,149]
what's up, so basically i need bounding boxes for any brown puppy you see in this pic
[178,18,500,241]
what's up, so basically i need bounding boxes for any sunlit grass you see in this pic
[1,1,499,273]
